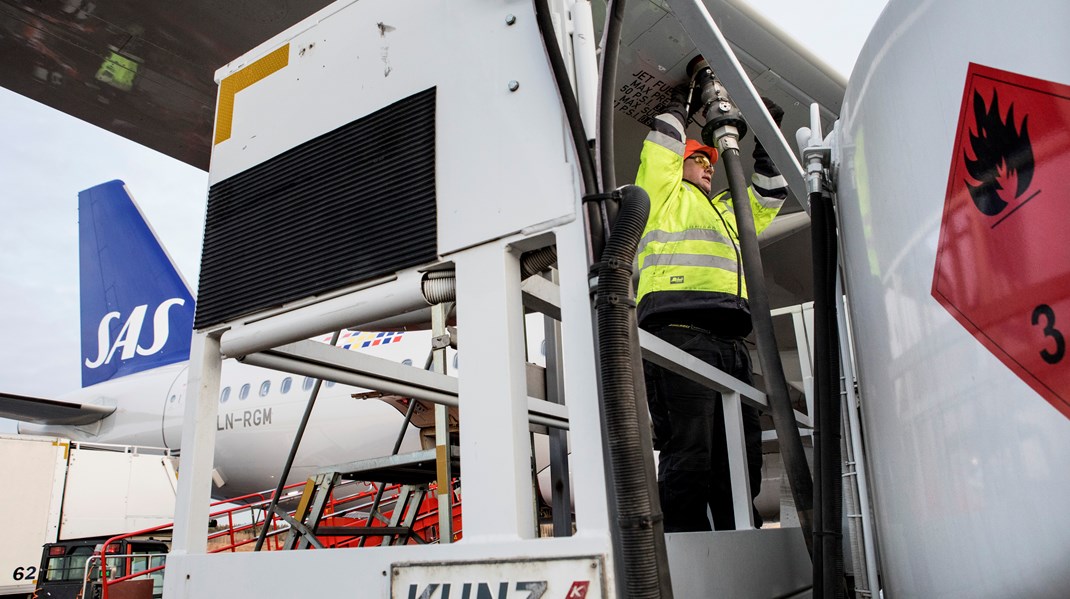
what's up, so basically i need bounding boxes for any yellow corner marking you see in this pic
[214,44,290,146]
[293,478,317,521]
[435,445,449,496]
[52,440,70,460]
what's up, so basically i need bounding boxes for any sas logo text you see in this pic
[84,298,186,369]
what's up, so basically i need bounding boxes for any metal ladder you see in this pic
[281,447,460,549]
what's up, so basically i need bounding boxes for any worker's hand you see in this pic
[660,85,690,126]
[670,84,690,107]
[678,84,707,120]
[753,97,785,165]
[761,96,785,127]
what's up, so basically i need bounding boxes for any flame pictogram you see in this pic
[963,89,1034,216]
[936,63,1070,420]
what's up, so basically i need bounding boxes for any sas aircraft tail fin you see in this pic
[79,180,195,387]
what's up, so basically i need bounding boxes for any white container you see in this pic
[835,1,1070,596]
[0,435,66,596]
[0,434,177,596]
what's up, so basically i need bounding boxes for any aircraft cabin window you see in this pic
[453,354,459,369]
[541,339,547,356]
[303,377,315,391]
[259,380,270,397]
[281,377,292,394]
[220,387,231,403]
[239,383,250,400]
[402,358,413,366]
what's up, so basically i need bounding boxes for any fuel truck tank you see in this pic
[834,1,1070,596]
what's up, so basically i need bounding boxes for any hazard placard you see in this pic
[933,62,1070,419]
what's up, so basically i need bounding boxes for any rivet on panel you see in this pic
[508,80,520,92]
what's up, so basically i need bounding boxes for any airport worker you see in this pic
[635,90,787,532]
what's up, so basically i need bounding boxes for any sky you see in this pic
[0,0,888,433]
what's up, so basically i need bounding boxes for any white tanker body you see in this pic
[834,1,1070,596]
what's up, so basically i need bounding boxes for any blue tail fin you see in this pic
[79,180,196,387]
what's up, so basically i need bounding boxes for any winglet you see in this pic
[79,180,196,387]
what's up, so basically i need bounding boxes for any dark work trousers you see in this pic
[643,323,764,532]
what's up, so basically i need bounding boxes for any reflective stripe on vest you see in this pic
[639,252,738,273]
[637,227,733,251]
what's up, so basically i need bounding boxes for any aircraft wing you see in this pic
[1,0,843,176]
[0,391,115,425]
[610,0,846,206]
[0,0,333,170]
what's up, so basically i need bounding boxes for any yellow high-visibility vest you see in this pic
[635,137,783,321]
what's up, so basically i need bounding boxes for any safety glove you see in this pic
[682,84,707,120]
[753,96,786,173]
[660,84,691,127]
[760,96,785,127]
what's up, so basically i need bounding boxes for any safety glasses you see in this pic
[688,153,713,171]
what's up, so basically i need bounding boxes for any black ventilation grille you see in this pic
[194,87,437,329]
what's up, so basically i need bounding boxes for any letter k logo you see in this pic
[566,581,590,598]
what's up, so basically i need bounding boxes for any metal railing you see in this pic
[92,478,459,598]
[638,325,812,529]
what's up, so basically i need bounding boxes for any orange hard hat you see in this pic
[684,139,718,164]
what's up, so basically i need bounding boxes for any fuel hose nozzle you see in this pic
[686,56,748,146]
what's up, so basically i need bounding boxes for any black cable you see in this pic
[597,0,626,194]
[533,0,603,260]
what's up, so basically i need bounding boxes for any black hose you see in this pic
[520,246,559,279]
[813,191,830,590]
[825,198,843,588]
[596,184,673,598]
[825,196,843,598]
[720,146,815,556]
[811,192,827,592]
[536,3,670,594]
[421,249,559,304]
[811,189,844,597]
[533,0,604,261]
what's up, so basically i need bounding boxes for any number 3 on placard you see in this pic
[1032,304,1066,365]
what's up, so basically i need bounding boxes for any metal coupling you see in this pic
[715,126,741,152]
